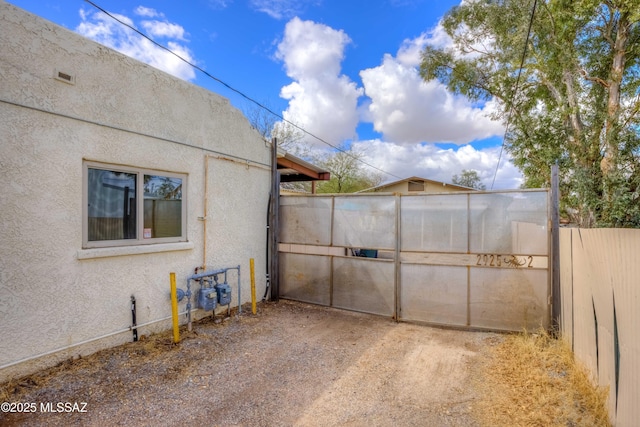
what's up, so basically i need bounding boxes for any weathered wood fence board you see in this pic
[560,228,640,427]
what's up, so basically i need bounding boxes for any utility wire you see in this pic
[490,0,538,190]
[84,0,405,182]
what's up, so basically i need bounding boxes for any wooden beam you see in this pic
[277,157,330,181]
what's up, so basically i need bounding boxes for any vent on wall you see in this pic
[408,180,425,192]
[54,69,75,85]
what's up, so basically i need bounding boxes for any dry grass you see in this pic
[473,330,611,427]
[0,329,181,403]
[0,307,612,426]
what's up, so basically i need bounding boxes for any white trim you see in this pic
[77,241,194,260]
[83,160,188,248]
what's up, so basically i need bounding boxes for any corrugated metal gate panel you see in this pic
[279,253,331,306]
[332,257,395,316]
[469,268,549,331]
[279,191,550,332]
[400,264,468,326]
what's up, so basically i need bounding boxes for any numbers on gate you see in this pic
[476,254,534,268]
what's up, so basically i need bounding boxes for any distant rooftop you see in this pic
[360,176,476,193]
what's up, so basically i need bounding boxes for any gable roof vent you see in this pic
[54,69,75,85]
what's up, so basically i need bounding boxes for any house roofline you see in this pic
[359,176,476,192]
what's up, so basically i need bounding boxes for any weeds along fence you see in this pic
[559,228,640,427]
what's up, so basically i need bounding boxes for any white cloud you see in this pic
[395,33,430,67]
[250,0,319,20]
[207,0,233,10]
[141,20,187,40]
[394,23,458,67]
[134,6,163,18]
[352,140,522,190]
[273,15,514,187]
[357,11,502,145]
[76,8,196,81]
[276,17,363,146]
[360,53,503,144]
[345,7,512,186]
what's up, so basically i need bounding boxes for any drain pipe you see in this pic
[263,192,271,301]
[201,156,210,271]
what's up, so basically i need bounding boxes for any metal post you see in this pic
[250,258,257,314]
[551,164,561,335]
[170,272,180,343]
[270,138,280,302]
[394,194,401,321]
[237,264,242,314]
[466,193,471,327]
[130,295,138,342]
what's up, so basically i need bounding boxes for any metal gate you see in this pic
[278,190,550,332]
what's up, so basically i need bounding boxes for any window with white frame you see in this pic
[83,162,187,248]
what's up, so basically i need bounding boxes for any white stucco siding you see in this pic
[0,2,271,381]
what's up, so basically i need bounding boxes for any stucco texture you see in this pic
[0,2,271,381]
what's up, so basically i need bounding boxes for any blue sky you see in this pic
[8,0,523,189]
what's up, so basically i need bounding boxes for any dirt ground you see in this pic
[1,300,501,426]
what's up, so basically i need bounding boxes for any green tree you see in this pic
[315,146,383,193]
[452,169,486,190]
[420,0,640,227]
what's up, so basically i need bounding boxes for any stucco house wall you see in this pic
[0,2,271,381]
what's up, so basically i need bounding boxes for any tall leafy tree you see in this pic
[315,147,383,193]
[421,0,640,227]
[453,169,487,190]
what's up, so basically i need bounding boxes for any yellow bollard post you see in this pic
[170,272,180,343]
[250,258,257,315]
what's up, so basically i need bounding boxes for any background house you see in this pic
[360,176,475,194]
[0,2,276,381]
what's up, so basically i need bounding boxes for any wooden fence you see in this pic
[559,228,640,427]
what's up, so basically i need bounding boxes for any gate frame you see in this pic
[278,189,553,332]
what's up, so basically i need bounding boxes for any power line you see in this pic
[83,0,405,182]
[0,97,271,168]
[490,0,538,190]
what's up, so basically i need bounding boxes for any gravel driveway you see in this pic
[1,300,499,426]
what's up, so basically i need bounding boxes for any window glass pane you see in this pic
[144,175,182,238]
[87,169,137,241]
